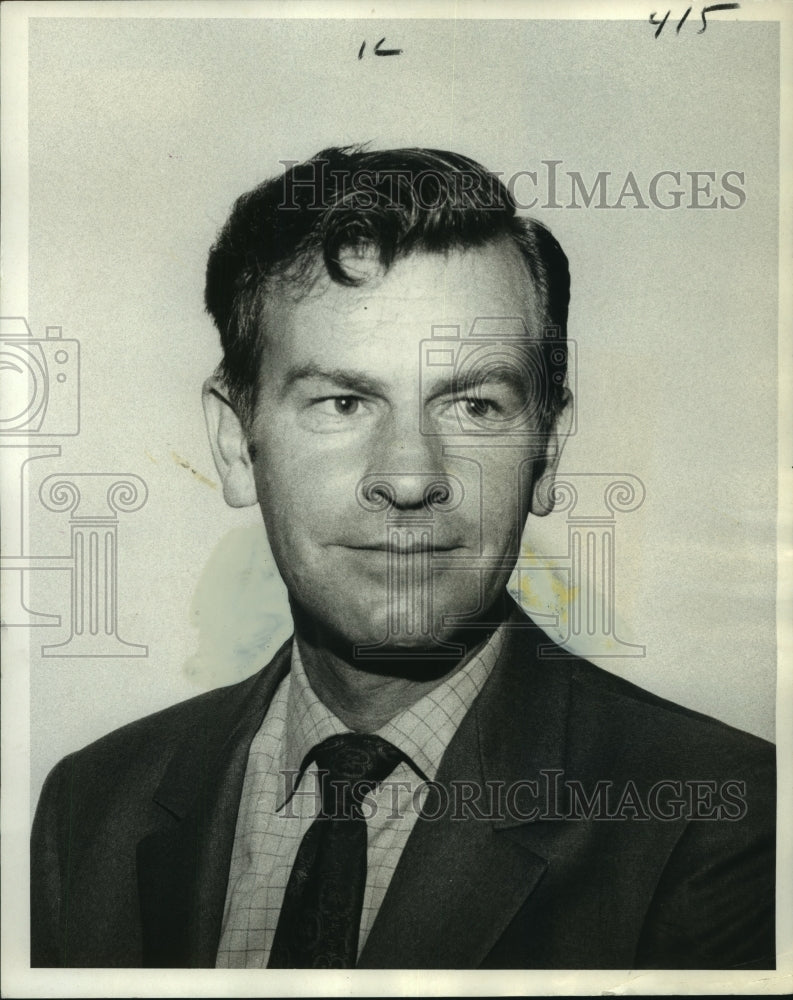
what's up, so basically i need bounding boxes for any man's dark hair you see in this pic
[205,145,570,427]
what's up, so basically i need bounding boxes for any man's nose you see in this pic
[357,412,457,512]
[357,471,463,514]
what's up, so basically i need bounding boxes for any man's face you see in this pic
[213,240,568,655]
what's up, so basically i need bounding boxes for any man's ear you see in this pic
[202,376,258,508]
[529,389,574,517]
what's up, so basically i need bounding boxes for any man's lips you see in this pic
[339,543,464,556]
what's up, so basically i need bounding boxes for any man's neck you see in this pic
[291,602,509,732]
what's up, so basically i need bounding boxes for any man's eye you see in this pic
[311,395,364,417]
[460,397,497,418]
[464,397,493,416]
[332,396,360,415]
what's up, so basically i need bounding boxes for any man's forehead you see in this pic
[263,242,542,337]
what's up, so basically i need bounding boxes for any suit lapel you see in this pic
[136,607,574,968]
[359,609,572,968]
[136,643,292,967]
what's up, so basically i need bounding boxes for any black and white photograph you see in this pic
[1,1,790,996]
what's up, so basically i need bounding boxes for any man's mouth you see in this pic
[344,543,463,556]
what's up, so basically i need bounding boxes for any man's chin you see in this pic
[315,603,507,673]
[351,630,467,656]
[341,630,470,681]
[291,581,512,664]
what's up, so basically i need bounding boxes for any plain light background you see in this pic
[20,15,779,807]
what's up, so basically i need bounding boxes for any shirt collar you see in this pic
[376,624,505,782]
[280,639,348,781]
[280,624,506,798]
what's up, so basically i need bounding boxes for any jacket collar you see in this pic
[136,640,292,967]
[358,602,572,967]
[137,601,574,968]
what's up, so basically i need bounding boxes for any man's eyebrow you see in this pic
[280,363,389,397]
[281,363,530,401]
[426,366,528,399]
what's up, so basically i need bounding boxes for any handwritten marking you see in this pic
[650,3,740,37]
[699,2,740,33]
[358,37,403,58]
[374,37,402,56]
[650,10,671,37]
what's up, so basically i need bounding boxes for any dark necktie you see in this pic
[267,732,407,968]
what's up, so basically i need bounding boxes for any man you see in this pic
[31,146,775,969]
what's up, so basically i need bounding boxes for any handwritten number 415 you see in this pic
[650,3,740,37]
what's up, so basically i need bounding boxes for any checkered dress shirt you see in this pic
[215,626,505,968]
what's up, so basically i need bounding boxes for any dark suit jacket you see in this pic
[31,607,776,969]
